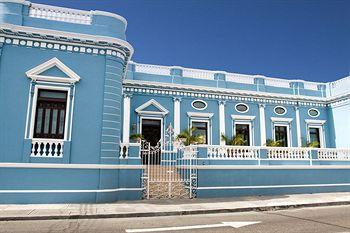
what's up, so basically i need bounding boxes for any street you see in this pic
[1,205,350,233]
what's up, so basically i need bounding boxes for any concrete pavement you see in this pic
[1,205,350,232]
[1,192,350,221]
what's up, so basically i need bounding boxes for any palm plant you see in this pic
[221,134,247,146]
[265,139,283,147]
[129,133,144,142]
[176,127,204,146]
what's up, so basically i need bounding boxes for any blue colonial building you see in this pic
[0,0,350,203]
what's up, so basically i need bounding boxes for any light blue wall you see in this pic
[330,102,350,148]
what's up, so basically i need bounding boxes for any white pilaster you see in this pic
[122,94,131,143]
[295,105,302,147]
[173,97,181,137]
[259,104,266,146]
[219,101,226,145]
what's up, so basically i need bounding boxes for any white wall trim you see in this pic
[0,163,143,169]
[122,94,131,143]
[135,99,169,116]
[197,183,350,190]
[259,104,266,146]
[187,112,214,119]
[0,188,143,194]
[219,101,226,145]
[173,98,181,136]
[231,115,256,121]
[305,119,326,125]
[271,117,293,123]
[295,107,302,147]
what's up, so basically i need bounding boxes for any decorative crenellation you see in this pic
[0,36,126,60]
[131,62,322,92]
[122,86,327,107]
[29,3,92,25]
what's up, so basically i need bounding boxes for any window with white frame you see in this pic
[33,89,68,139]
[274,124,289,147]
[308,127,321,148]
[305,120,325,148]
[234,122,251,146]
[191,120,209,144]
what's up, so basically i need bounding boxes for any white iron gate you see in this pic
[141,126,197,199]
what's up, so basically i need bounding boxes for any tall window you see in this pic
[34,90,68,139]
[235,123,250,146]
[309,127,321,148]
[192,121,208,144]
[275,125,288,147]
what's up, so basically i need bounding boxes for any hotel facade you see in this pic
[0,0,350,203]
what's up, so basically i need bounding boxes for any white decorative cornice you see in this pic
[271,117,293,123]
[123,80,327,105]
[26,57,80,83]
[187,112,214,119]
[231,115,256,121]
[0,24,133,58]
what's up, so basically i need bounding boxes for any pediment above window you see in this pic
[26,57,80,84]
[135,99,169,116]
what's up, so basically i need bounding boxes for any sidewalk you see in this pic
[1,192,350,221]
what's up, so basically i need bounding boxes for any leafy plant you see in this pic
[176,127,204,146]
[306,141,320,148]
[265,139,283,147]
[129,133,144,142]
[221,134,247,146]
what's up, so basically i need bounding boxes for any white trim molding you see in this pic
[305,119,326,125]
[259,104,266,146]
[135,99,169,116]
[295,106,302,147]
[219,101,226,145]
[271,117,293,123]
[122,94,131,143]
[187,112,214,119]
[26,57,80,83]
[173,97,181,136]
[231,115,256,121]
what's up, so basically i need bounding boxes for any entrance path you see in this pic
[1,192,350,221]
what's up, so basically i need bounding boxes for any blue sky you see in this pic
[33,0,349,82]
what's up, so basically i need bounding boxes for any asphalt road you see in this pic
[1,205,350,233]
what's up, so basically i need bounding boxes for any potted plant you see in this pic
[176,127,204,146]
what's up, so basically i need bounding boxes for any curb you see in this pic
[1,201,350,221]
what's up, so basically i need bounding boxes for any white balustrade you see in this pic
[317,148,350,160]
[31,139,64,158]
[183,145,197,158]
[134,63,171,76]
[29,4,92,25]
[207,145,259,159]
[182,68,215,80]
[267,147,311,160]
